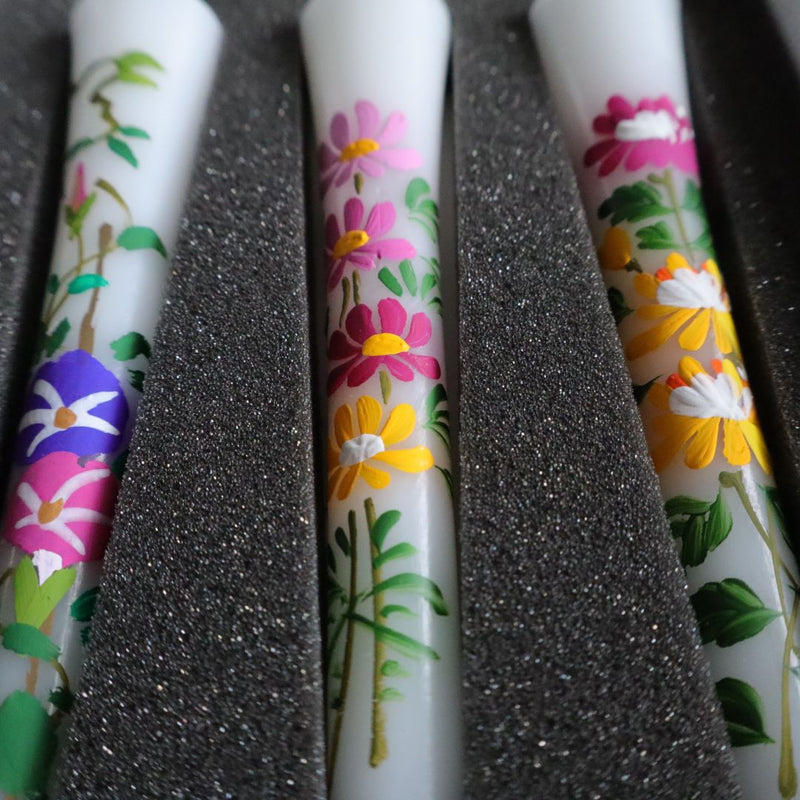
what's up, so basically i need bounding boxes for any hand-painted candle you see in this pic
[0,0,221,795]
[300,1,461,798]
[531,1,800,797]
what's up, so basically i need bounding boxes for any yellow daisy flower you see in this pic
[597,226,633,271]
[649,356,770,474]
[327,396,434,501]
[626,253,738,360]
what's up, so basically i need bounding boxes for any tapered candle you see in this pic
[300,1,462,798]
[531,1,800,797]
[0,0,221,795]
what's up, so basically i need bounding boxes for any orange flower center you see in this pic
[333,230,370,260]
[339,138,380,162]
[362,333,410,357]
[38,498,64,525]
[666,374,688,390]
[54,407,77,429]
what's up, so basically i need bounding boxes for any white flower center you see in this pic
[670,372,752,420]
[32,549,63,585]
[656,268,728,311]
[615,109,681,144]
[339,433,385,467]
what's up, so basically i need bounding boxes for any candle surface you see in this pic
[531,1,800,798]
[0,1,221,796]
[301,0,462,798]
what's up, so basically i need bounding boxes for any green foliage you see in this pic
[108,135,138,167]
[68,274,109,294]
[44,318,71,357]
[334,526,350,557]
[49,686,75,714]
[381,660,410,678]
[373,543,418,570]
[127,367,144,391]
[118,126,150,139]
[110,331,152,361]
[117,226,167,257]
[70,587,100,623]
[598,181,672,225]
[14,557,76,628]
[668,488,732,568]
[65,192,96,238]
[115,52,164,73]
[350,614,440,661]
[2,623,60,661]
[716,677,774,747]
[607,287,633,325]
[636,221,678,250]
[46,274,60,295]
[0,691,57,795]
[378,267,402,296]
[65,137,94,161]
[691,579,781,647]
[632,376,658,405]
[405,177,439,243]
[370,573,449,616]
[370,510,402,551]
[399,260,417,295]
[378,687,405,702]
[424,383,450,450]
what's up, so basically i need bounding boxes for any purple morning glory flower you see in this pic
[16,349,129,464]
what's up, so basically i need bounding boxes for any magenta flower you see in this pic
[584,95,698,177]
[325,197,416,289]
[319,100,423,194]
[328,299,441,395]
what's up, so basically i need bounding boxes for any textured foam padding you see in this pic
[452,5,741,798]
[0,2,69,505]
[55,1,327,797]
[684,0,800,542]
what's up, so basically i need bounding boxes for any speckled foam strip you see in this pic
[450,3,741,797]
[55,1,327,797]
[683,0,800,547]
[0,1,69,510]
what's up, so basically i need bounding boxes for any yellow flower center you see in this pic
[362,333,410,357]
[54,407,77,429]
[333,230,370,260]
[339,138,380,162]
[38,498,64,525]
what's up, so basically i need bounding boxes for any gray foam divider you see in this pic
[0,0,69,508]
[55,0,327,797]
[683,0,800,542]
[452,5,740,798]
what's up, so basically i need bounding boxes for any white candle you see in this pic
[301,1,462,798]
[0,1,221,796]
[531,1,800,797]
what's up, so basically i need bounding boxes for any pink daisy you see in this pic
[319,100,423,195]
[584,95,698,177]
[325,197,416,289]
[328,299,441,396]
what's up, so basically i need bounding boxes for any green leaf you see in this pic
[716,677,774,747]
[379,370,391,404]
[678,514,707,568]
[370,510,401,551]
[420,273,437,300]
[436,466,454,498]
[334,526,350,557]
[65,192,97,238]
[81,626,92,646]
[96,178,131,215]
[15,558,76,628]
[49,686,75,713]
[371,573,449,616]
[598,182,672,225]
[405,177,431,210]
[116,51,164,72]
[705,490,733,552]
[44,318,71,357]
[378,267,403,297]
[381,660,410,678]
[2,623,60,661]
[128,369,145,392]
[326,544,336,574]
[118,126,150,139]
[0,691,57,795]
[378,687,405,702]
[682,180,704,214]
[116,69,158,88]
[70,587,100,623]
[110,331,152,361]
[633,376,658,405]
[418,198,440,222]
[399,260,417,295]
[381,605,417,619]
[111,449,128,481]
[67,274,108,295]
[373,543,418,570]
[665,496,712,517]
[117,226,167,257]
[693,230,715,258]
[65,137,95,161]
[349,614,440,660]
[425,384,447,420]
[636,221,678,250]
[607,287,633,324]
[108,135,138,167]
[46,274,60,295]
[691,579,781,647]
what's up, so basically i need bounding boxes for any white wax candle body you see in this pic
[301,1,462,798]
[532,2,800,798]
[0,1,221,796]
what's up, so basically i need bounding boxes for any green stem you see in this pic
[780,593,800,798]
[327,510,359,790]
[652,169,696,262]
[51,659,71,695]
[352,270,361,305]
[72,57,114,93]
[339,277,351,329]
[366,497,388,767]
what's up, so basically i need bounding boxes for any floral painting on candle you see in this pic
[0,49,168,798]
[589,93,800,799]
[318,98,456,791]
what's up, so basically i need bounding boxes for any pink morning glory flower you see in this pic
[325,197,416,289]
[319,100,423,195]
[584,95,698,177]
[328,298,441,395]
